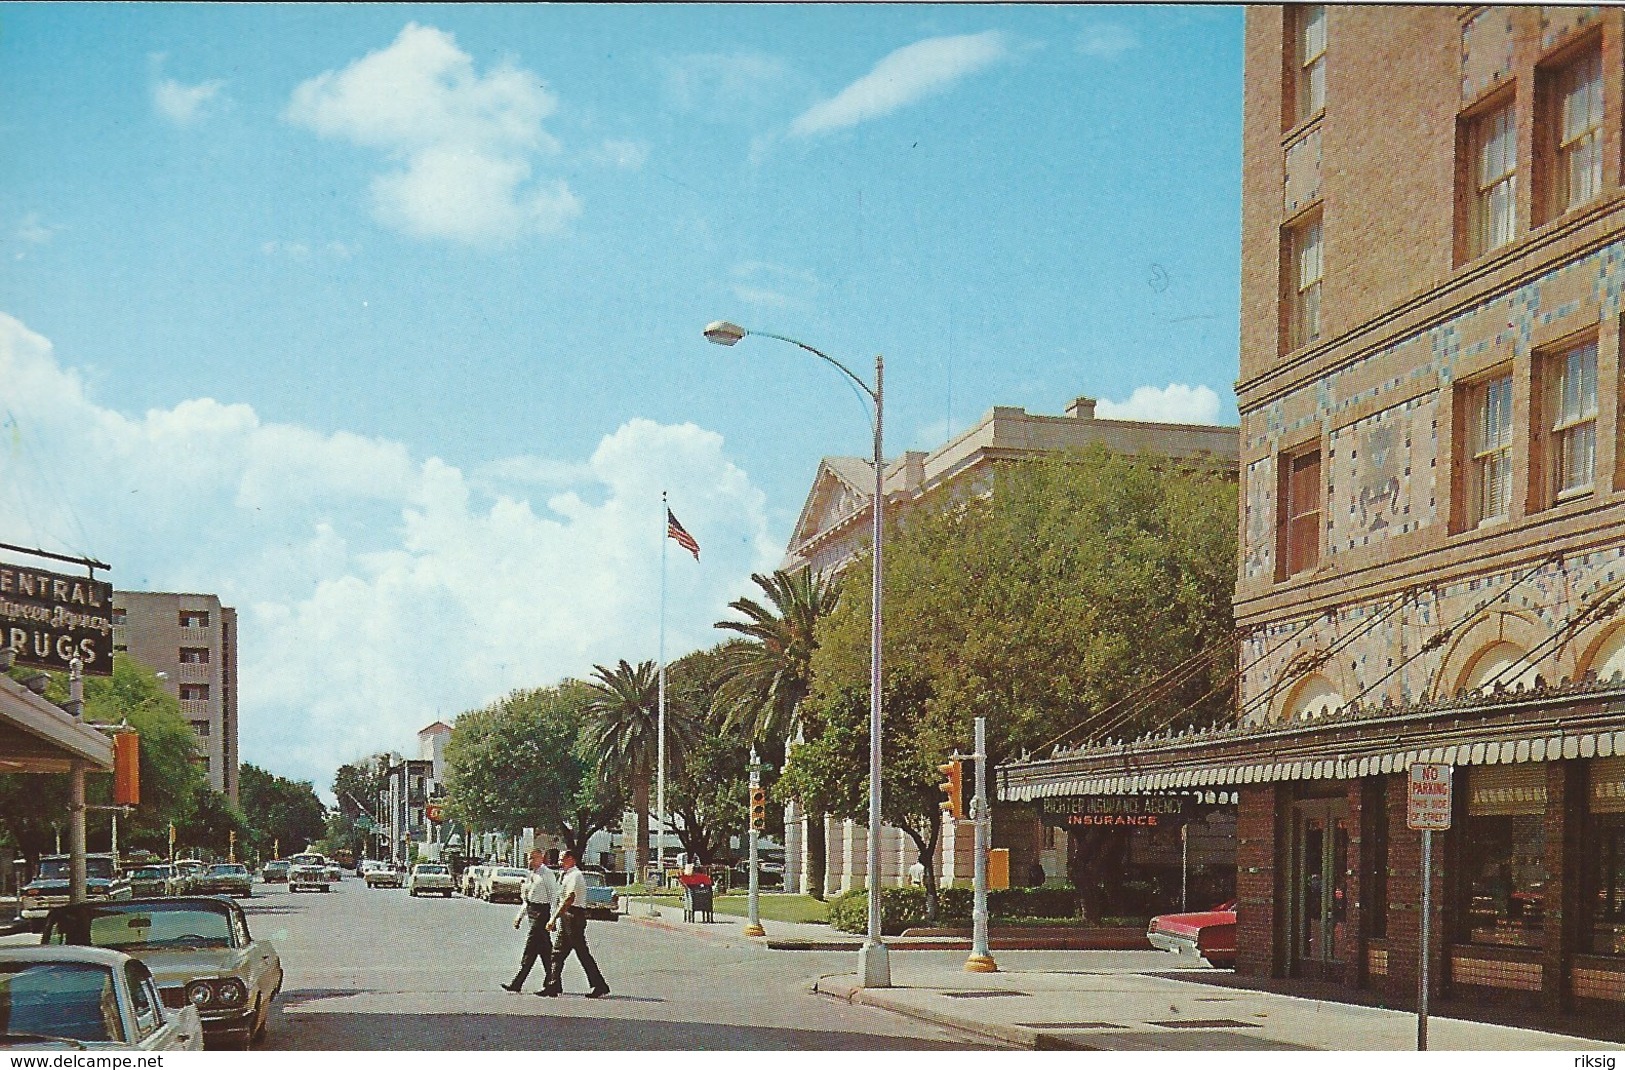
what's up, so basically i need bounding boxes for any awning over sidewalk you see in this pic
[999,678,1625,802]
[0,673,112,774]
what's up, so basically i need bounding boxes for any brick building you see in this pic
[112,592,239,803]
[999,4,1625,1021]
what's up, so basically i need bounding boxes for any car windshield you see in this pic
[130,868,167,880]
[0,962,121,1044]
[416,866,448,874]
[496,869,529,878]
[208,865,246,876]
[49,904,234,951]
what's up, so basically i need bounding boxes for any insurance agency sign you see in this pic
[1038,794,1191,828]
[0,564,114,675]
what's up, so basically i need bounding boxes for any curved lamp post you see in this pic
[703,320,891,988]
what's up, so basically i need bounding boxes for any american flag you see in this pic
[667,509,700,561]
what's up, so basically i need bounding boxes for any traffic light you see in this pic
[228,829,237,862]
[749,786,767,831]
[113,732,140,806]
[939,759,964,821]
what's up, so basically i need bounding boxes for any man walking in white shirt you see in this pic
[540,850,609,998]
[502,849,559,993]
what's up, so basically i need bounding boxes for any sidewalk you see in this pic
[811,962,1625,1052]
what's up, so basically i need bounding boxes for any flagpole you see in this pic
[657,491,668,887]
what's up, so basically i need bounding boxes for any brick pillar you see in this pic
[1345,780,1369,988]
[1236,784,1284,977]
[1542,760,1583,1012]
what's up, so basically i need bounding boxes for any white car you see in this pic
[460,865,487,897]
[288,863,330,893]
[482,867,531,903]
[0,945,204,1050]
[406,864,455,897]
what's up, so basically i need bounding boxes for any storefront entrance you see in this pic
[1291,798,1349,980]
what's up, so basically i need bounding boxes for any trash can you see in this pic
[679,873,713,923]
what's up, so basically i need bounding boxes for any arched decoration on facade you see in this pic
[1565,582,1625,685]
[1459,640,1537,692]
[1281,672,1345,721]
[1578,621,1625,684]
[1431,607,1546,698]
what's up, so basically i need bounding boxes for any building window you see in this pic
[1465,371,1515,527]
[191,720,210,738]
[1277,447,1322,578]
[180,683,210,702]
[1542,42,1604,220]
[1285,214,1323,351]
[1459,765,1547,950]
[179,647,210,664]
[180,610,210,628]
[1465,100,1517,258]
[1586,757,1625,955]
[1539,338,1598,503]
[1289,5,1326,125]
[112,609,127,626]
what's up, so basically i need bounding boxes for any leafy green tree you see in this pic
[585,659,698,875]
[175,788,249,861]
[712,568,842,896]
[800,448,1237,919]
[664,645,761,866]
[0,655,205,865]
[329,755,388,859]
[238,764,326,862]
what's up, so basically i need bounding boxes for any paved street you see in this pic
[247,878,999,1050]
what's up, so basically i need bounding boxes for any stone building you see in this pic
[112,592,239,803]
[1001,4,1625,1022]
[782,393,1239,895]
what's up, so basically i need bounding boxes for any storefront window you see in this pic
[1460,766,1548,949]
[1585,757,1625,955]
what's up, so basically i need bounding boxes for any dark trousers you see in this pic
[545,909,605,992]
[511,915,553,988]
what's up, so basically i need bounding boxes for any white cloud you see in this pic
[664,52,796,124]
[587,138,649,171]
[153,77,226,126]
[1077,23,1139,59]
[730,261,818,309]
[285,23,581,246]
[1095,384,1224,425]
[789,32,1008,139]
[15,214,54,246]
[0,312,781,786]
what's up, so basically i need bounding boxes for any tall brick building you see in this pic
[1001,5,1625,1021]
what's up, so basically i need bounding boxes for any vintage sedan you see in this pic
[166,860,206,897]
[260,860,289,884]
[482,867,532,903]
[1147,900,1237,968]
[406,863,455,897]
[126,865,174,899]
[288,862,330,893]
[19,854,130,929]
[41,897,282,1050]
[364,865,403,889]
[460,864,488,897]
[192,864,252,898]
[0,945,203,1051]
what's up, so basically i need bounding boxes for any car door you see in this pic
[126,961,199,1050]
[231,904,280,1008]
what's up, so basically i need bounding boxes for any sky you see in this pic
[0,4,1245,796]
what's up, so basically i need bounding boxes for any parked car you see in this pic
[192,864,252,899]
[323,863,344,883]
[579,869,620,919]
[406,863,455,897]
[40,897,283,1050]
[482,867,531,903]
[20,854,130,929]
[166,860,205,897]
[0,945,204,1050]
[1147,900,1237,968]
[460,864,488,897]
[260,860,289,884]
[364,865,403,889]
[288,862,330,893]
[126,865,174,899]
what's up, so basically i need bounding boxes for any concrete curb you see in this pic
[811,976,1060,1050]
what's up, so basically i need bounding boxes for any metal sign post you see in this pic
[1407,762,1453,1052]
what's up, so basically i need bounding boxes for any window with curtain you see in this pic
[1287,214,1323,350]
[1467,372,1514,526]
[1543,338,1598,502]
[1294,5,1326,123]
[1545,43,1603,218]
[1468,101,1517,257]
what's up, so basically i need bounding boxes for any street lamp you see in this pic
[703,320,891,988]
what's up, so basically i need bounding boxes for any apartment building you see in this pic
[112,592,239,803]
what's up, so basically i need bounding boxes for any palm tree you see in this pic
[712,568,842,896]
[586,659,698,877]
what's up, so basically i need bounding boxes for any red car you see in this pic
[1147,900,1237,968]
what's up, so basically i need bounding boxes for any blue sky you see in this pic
[0,4,1244,792]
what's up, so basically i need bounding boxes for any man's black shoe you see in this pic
[501,982,522,993]
[535,987,560,997]
[585,987,610,999]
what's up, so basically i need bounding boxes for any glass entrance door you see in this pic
[1293,798,1350,977]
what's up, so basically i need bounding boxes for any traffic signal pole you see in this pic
[745,748,766,938]
[965,716,997,973]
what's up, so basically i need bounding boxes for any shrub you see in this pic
[989,884,1078,920]
[828,887,976,934]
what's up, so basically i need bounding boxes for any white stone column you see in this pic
[783,798,803,895]
[842,819,868,894]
